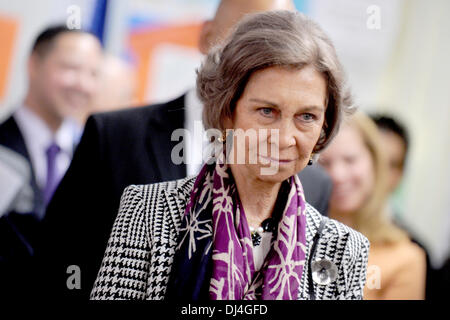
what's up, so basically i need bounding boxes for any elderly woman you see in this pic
[91,10,369,300]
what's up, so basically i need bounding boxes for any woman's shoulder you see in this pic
[367,239,427,299]
[117,176,197,228]
[397,238,426,255]
[121,176,196,201]
[371,239,426,267]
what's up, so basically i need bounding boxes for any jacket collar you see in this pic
[0,116,45,216]
[0,116,31,161]
[163,176,333,243]
[163,176,196,233]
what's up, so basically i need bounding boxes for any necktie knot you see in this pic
[43,142,61,205]
[46,143,61,158]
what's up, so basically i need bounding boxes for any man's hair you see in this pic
[370,114,409,153]
[31,25,95,57]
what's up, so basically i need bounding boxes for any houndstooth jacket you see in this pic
[90,176,370,300]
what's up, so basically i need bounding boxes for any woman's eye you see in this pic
[299,113,316,121]
[259,108,274,117]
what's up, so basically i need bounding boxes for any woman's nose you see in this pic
[328,162,347,185]
[276,120,297,149]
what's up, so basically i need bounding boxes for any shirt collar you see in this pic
[14,106,80,157]
[185,88,203,122]
[184,89,207,176]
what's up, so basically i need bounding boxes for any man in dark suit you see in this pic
[0,26,102,297]
[436,255,450,299]
[38,0,332,299]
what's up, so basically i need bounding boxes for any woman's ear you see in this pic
[198,20,214,55]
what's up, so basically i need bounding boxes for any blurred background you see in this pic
[0,0,448,268]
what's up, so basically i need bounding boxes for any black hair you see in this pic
[370,113,409,153]
[31,25,95,57]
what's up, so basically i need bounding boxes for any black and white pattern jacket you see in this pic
[90,176,370,300]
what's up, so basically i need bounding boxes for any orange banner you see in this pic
[0,15,18,104]
[128,23,202,103]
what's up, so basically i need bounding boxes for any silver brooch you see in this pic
[311,259,338,285]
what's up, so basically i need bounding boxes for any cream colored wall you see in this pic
[309,0,450,267]
[375,0,450,267]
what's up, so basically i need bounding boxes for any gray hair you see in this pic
[196,10,354,152]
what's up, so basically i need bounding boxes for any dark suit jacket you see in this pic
[0,116,44,297]
[299,163,331,215]
[435,255,450,299]
[38,94,332,299]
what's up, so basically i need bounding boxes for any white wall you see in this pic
[375,0,450,267]
[310,0,450,267]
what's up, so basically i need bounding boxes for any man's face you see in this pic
[29,32,103,122]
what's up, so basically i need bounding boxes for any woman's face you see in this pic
[378,129,406,193]
[225,65,327,184]
[319,124,375,215]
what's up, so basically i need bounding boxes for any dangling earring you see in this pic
[308,152,320,165]
[218,131,226,143]
[308,154,314,166]
[217,130,233,164]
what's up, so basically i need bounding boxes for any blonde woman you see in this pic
[319,112,426,300]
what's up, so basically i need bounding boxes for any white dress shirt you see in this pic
[14,106,81,190]
[253,232,273,271]
[184,89,208,177]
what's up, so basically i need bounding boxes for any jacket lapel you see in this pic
[299,206,320,298]
[0,116,44,217]
[165,178,196,233]
[0,116,31,165]
[147,177,195,299]
[301,207,351,299]
[145,95,187,182]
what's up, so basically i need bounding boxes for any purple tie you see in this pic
[43,142,61,205]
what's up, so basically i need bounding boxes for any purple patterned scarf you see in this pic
[172,160,307,300]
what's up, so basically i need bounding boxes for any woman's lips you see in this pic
[331,185,354,199]
[258,154,294,164]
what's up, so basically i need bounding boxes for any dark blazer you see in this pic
[0,116,45,218]
[0,116,44,296]
[38,94,332,299]
[436,255,450,299]
[300,163,331,215]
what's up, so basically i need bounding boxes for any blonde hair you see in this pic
[345,112,408,244]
